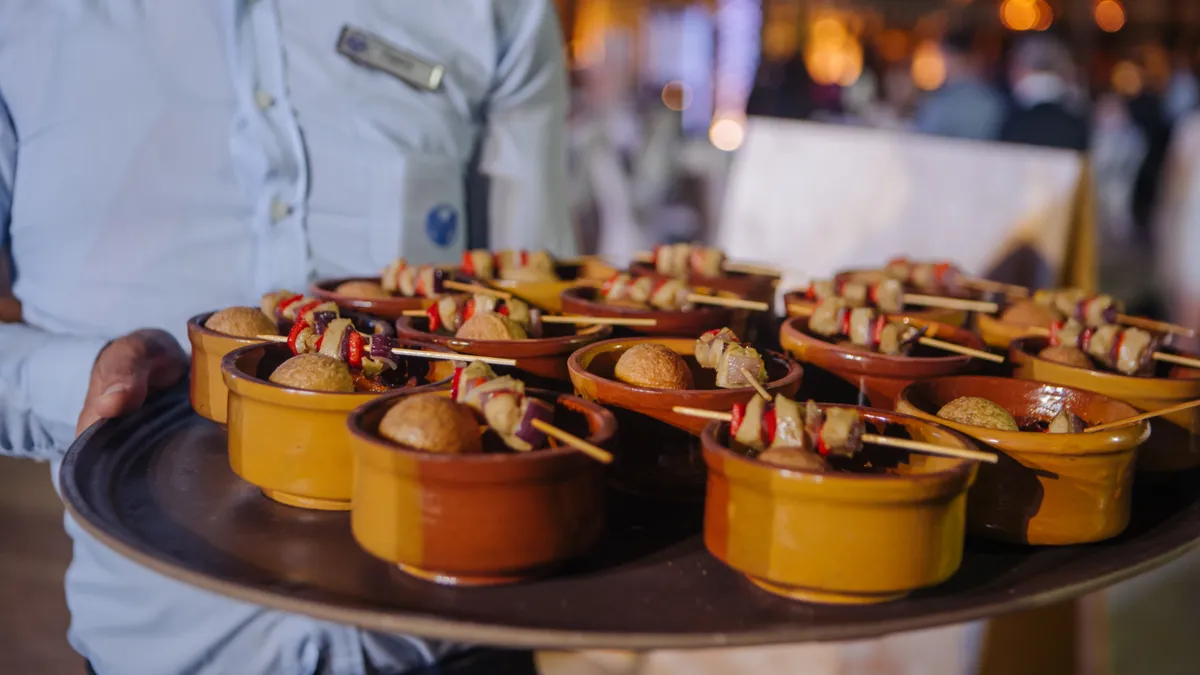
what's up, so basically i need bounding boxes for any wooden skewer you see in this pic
[904,294,999,314]
[961,278,1030,297]
[917,337,1006,363]
[670,407,997,463]
[1116,314,1195,338]
[686,294,771,312]
[530,419,613,464]
[859,434,999,464]
[740,369,772,400]
[540,315,659,327]
[255,335,518,366]
[1152,352,1200,370]
[443,280,512,299]
[1084,398,1200,434]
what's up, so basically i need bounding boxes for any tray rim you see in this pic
[60,387,1200,650]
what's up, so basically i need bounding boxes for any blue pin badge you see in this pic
[425,203,459,248]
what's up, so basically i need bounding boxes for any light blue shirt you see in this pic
[0,1,573,673]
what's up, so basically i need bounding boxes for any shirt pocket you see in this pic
[306,143,466,276]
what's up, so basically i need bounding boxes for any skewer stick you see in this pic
[442,280,512,299]
[904,294,999,314]
[740,369,772,401]
[859,434,999,464]
[1152,352,1200,370]
[1116,314,1195,338]
[917,337,1006,363]
[1084,399,1200,434]
[529,419,613,464]
[686,294,771,311]
[961,278,1030,297]
[255,335,518,366]
[669,407,998,463]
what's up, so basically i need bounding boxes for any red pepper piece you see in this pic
[286,319,308,354]
[425,305,441,333]
[601,275,618,298]
[347,331,364,369]
[805,283,816,300]
[519,250,529,267]
[933,262,952,285]
[276,293,304,318]
[1049,320,1063,347]
[1080,327,1095,353]
[762,406,777,448]
[1111,330,1126,366]
[868,283,879,307]
[293,300,322,321]
[315,333,324,350]
[839,308,851,337]
[463,297,476,322]
[730,402,745,437]
[871,315,886,347]
[461,251,475,277]
[451,367,465,400]
[815,422,830,456]
[497,301,509,316]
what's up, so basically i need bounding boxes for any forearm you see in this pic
[0,322,108,460]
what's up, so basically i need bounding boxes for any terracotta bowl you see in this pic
[782,289,967,328]
[221,343,454,511]
[779,316,985,409]
[977,312,1051,350]
[568,337,803,434]
[395,317,611,385]
[188,310,393,424]
[310,276,455,320]
[489,258,618,313]
[348,388,614,586]
[702,406,978,605]
[896,376,1148,545]
[559,286,733,337]
[1010,337,1200,473]
[629,261,778,304]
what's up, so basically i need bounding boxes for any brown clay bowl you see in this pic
[188,310,393,424]
[311,276,462,320]
[702,406,978,605]
[568,337,803,434]
[395,317,612,385]
[779,316,985,409]
[629,261,778,304]
[347,388,614,586]
[897,376,1147,545]
[489,257,618,313]
[782,289,967,328]
[1010,337,1200,472]
[221,342,454,511]
[559,286,733,337]
[568,337,802,500]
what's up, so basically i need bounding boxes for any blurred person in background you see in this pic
[1164,51,1199,124]
[1091,93,1148,245]
[999,34,1089,151]
[746,53,816,121]
[914,27,1005,141]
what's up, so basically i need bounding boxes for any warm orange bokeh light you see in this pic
[709,117,746,152]
[661,81,692,112]
[1094,0,1126,33]
[1111,60,1144,96]
[912,41,947,91]
[1033,0,1054,31]
[877,28,910,64]
[1000,0,1039,32]
[804,12,864,87]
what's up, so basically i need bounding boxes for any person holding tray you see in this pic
[0,2,574,674]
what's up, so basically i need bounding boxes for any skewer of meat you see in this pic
[402,297,658,331]
[1023,319,1200,374]
[632,244,780,278]
[600,274,770,311]
[806,278,999,314]
[260,291,340,326]
[800,300,1005,363]
[884,258,1028,298]
[1033,288,1194,337]
[462,249,557,281]
[694,328,768,389]
[673,396,998,463]
[450,363,613,462]
[380,257,508,299]
[256,321,517,367]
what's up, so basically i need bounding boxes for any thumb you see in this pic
[77,339,152,436]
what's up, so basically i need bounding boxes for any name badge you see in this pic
[336,26,444,92]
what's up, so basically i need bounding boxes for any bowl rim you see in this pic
[221,341,453,399]
[779,315,981,367]
[187,311,277,344]
[394,315,612,352]
[700,404,979,492]
[1010,336,1200,384]
[347,388,617,465]
[896,375,1151,456]
[566,336,803,401]
[779,290,966,321]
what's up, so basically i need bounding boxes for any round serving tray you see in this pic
[62,386,1200,651]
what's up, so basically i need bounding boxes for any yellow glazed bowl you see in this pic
[897,376,1148,545]
[976,312,1050,350]
[348,388,615,585]
[221,343,452,511]
[702,406,978,605]
[490,258,618,313]
[188,312,272,424]
[1010,337,1200,473]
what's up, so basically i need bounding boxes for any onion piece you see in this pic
[511,398,554,451]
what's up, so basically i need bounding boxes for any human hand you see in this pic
[76,329,188,436]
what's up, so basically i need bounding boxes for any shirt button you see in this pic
[270,199,293,223]
[254,89,275,111]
